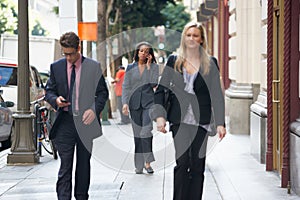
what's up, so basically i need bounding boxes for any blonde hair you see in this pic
[174,22,210,75]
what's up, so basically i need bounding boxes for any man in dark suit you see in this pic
[45,32,108,200]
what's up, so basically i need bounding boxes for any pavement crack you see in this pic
[112,146,133,183]
[119,181,124,190]
[161,135,167,200]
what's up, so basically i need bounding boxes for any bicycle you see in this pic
[31,96,58,160]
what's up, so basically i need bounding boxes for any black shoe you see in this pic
[135,168,143,174]
[144,166,154,174]
[117,121,130,125]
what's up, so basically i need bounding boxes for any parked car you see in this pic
[0,58,45,149]
[39,70,50,86]
[0,58,45,113]
[0,91,14,149]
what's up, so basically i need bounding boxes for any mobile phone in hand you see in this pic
[144,58,148,64]
[61,99,68,103]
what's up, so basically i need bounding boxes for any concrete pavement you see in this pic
[0,114,299,200]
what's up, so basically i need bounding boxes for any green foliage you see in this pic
[52,6,59,16]
[161,2,190,32]
[0,0,49,36]
[161,2,191,54]
[120,0,175,28]
[31,20,48,36]
[0,0,17,34]
[108,0,190,56]
[108,0,176,59]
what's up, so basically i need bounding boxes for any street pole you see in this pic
[7,0,39,164]
[78,0,83,54]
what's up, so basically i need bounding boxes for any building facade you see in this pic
[195,0,300,196]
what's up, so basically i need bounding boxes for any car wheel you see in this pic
[2,133,11,150]
[8,122,15,149]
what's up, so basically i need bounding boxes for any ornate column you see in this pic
[249,0,268,163]
[290,118,300,195]
[7,0,39,164]
[225,0,261,134]
[265,0,274,172]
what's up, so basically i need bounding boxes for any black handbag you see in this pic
[163,87,171,113]
[207,108,217,136]
[163,70,176,113]
[162,65,175,113]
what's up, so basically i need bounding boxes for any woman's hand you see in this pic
[122,104,129,116]
[156,117,167,133]
[217,125,226,140]
[146,54,152,70]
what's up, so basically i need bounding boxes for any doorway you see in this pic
[272,0,284,173]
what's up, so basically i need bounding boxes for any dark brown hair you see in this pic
[59,32,80,49]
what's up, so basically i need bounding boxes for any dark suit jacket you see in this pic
[122,62,159,110]
[153,55,225,127]
[45,56,108,141]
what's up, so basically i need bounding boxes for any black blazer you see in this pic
[122,62,159,110]
[45,56,108,140]
[153,55,225,127]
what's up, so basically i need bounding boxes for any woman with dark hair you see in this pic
[122,41,159,174]
[152,22,226,199]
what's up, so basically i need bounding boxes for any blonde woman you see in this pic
[152,22,226,199]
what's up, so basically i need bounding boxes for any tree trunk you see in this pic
[97,0,107,74]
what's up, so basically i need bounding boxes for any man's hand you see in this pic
[82,109,96,125]
[122,104,129,116]
[156,117,167,133]
[111,78,120,84]
[56,96,70,107]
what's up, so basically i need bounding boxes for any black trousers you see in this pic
[130,107,155,169]
[53,112,93,200]
[170,123,208,200]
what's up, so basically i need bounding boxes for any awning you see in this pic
[197,11,209,22]
[197,0,218,22]
[205,0,218,10]
[78,22,98,41]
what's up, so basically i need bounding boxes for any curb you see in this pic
[0,148,10,169]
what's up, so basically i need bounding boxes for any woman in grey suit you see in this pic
[153,22,226,199]
[122,41,159,174]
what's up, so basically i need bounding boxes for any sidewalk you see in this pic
[207,134,300,200]
[0,115,299,200]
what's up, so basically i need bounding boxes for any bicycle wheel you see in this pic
[41,121,58,159]
[41,137,54,155]
[50,140,58,160]
[33,104,41,151]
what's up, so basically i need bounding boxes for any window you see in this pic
[0,67,17,86]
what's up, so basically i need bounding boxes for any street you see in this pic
[0,113,299,200]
